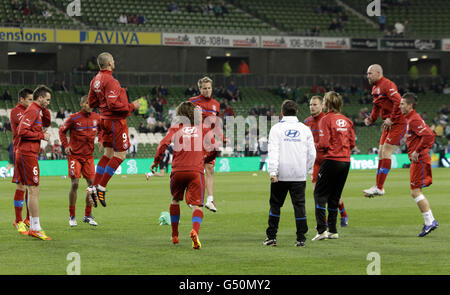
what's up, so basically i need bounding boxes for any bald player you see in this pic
[363,64,407,197]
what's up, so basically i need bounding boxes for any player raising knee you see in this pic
[59,95,102,227]
[400,93,439,237]
[150,102,219,249]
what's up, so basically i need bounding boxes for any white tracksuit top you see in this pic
[267,116,316,181]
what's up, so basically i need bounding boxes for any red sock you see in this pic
[13,190,25,223]
[339,202,347,218]
[94,155,111,186]
[170,204,180,237]
[69,205,76,217]
[192,209,203,234]
[85,202,92,217]
[99,156,123,188]
[376,159,391,190]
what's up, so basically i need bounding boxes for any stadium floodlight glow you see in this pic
[30,48,36,53]
[206,56,212,59]
[410,57,419,62]
[421,55,428,59]
[225,52,231,57]
[8,52,17,56]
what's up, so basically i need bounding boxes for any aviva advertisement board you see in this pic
[0,27,160,46]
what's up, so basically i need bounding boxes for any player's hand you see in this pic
[65,146,72,155]
[382,118,393,130]
[411,151,419,163]
[132,99,141,109]
[43,132,50,141]
[270,175,278,183]
[364,117,372,126]
[150,162,158,174]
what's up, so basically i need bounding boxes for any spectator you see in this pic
[146,113,156,130]
[311,25,320,36]
[153,98,164,121]
[185,84,199,97]
[168,103,177,120]
[38,148,47,160]
[118,12,128,24]
[223,60,232,77]
[158,85,169,98]
[60,80,69,92]
[207,2,214,14]
[328,18,338,31]
[278,82,288,99]
[222,103,235,117]
[128,14,138,24]
[368,147,379,154]
[168,1,180,13]
[220,1,228,14]
[42,9,52,18]
[2,89,12,100]
[394,21,405,37]
[138,96,149,117]
[138,14,147,25]
[187,3,196,13]
[128,134,138,158]
[153,121,168,134]
[56,107,65,119]
[237,60,250,74]
[87,56,97,71]
[358,107,370,121]
[378,15,386,31]
[226,80,241,102]
[64,109,72,118]
[11,0,20,10]
[138,122,151,133]
[23,5,31,16]
[51,139,64,160]
[214,3,223,17]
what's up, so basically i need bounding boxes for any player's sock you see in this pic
[192,209,203,234]
[207,196,214,203]
[30,216,42,231]
[99,157,123,188]
[69,205,76,217]
[13,190,25,223]
[339,202,347,218]
[170,204,180,237]
[25,190,30,221]
[376,158,391,190]
[85,203,92,217]
[94,155,110,186]
[422,210,435,226]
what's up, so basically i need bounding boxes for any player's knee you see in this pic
[114,151,127,160]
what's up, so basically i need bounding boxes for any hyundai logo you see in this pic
[285,129,300,138]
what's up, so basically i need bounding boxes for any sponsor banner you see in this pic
[162,33,260,48]
[1,154,447,178]
[380,39,441,50]
[58,30,160,46]
[351,38,378,49]
[261,36,350,49]
[0,27,54,43]
[442,39,450,51]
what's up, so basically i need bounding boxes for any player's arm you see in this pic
[317,116,331,152]
[42,107,51,128]
[267,125,281,180]
[203,127,219,163]
[105,80,135,114]
[151,126,178,172]
[17,110,45,140]
[58,116,72,153]
[413,120,435,154]
[368,102,380,125]
[88,80,100,108]
[386,82,402,122]
[349,121,356,150]
[305,127,316,174]
[9,109,19,137]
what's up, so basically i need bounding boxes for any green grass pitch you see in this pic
[0,168,449,275]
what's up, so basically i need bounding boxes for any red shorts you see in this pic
[379,121,407,146]
[410,161,432,190]
[170,171,205,206]
[68,156,95,179]
[15,152,39,186]
[100,118,130,152]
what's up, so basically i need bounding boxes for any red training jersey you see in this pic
[304,112,326,163]
[88,69,134,120]
[405,110,435,164]
[10,103,28,148]
[16,102,51,156]
[59,110,102,157]
[317,111,356,163]
[370,76,405,124]
[153,124,218,174]
[189,94,225,142]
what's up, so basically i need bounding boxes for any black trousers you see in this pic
[266,181,308,242]
[314,159,350,234]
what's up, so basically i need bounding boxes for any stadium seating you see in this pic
[342,0,450,38]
